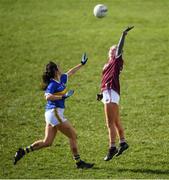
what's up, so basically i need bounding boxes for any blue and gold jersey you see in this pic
[45,74,68,110]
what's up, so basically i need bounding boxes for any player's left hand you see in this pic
[81,53,88,65]
[123,26,134,35]
[63,90,74,99]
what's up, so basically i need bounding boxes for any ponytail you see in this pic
[41,72,51,90]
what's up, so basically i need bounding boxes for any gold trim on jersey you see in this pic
[53,88,67,96]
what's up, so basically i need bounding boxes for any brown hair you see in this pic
[41,61,58,90]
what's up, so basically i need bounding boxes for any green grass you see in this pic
[1,0,169,178]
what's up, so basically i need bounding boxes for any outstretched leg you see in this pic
[14,124,57,165]
[31,124,57,150]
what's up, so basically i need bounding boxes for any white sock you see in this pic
[120,138,126,144]
[110,143,116,148]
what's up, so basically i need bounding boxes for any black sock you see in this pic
[73,154,81,163]
[24,145,34,154]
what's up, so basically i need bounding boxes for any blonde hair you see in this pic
[108,45,117,58]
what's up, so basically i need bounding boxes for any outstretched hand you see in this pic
[81,53,88,65]
[123,26,134,35]
[63,90,74,99]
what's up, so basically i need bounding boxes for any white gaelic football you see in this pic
[93,4,108,18]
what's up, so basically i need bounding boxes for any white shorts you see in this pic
[101,89,120,105]
[45,108,67,127]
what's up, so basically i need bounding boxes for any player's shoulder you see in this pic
[60,73,68,84]
[60,73,68,79]
[47,79,59,88]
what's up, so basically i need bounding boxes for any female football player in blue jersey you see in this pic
[14,53,94,169]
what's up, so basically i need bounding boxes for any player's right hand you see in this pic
[123,26,134,35]
[81,53,88,65]
[63,90,74,99]
[97,93,103,101]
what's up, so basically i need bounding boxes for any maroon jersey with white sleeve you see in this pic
[101,51,124,95]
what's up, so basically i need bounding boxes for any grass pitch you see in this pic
[0,0,169,179]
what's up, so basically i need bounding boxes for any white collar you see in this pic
[52,78,60,83]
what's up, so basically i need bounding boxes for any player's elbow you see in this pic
[67,71,73,77]
[46,94,52,101]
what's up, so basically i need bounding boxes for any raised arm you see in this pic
[115,26,134,58]
[67,53,88,77]
[67,64,83,77]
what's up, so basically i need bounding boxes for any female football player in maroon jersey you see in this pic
[97,26,134,161]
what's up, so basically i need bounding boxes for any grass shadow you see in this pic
[117,168,169,175]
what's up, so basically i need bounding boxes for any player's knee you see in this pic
[45,142,53,147]
[43,140,53,147]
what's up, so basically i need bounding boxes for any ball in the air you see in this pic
[93,4,108,18]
